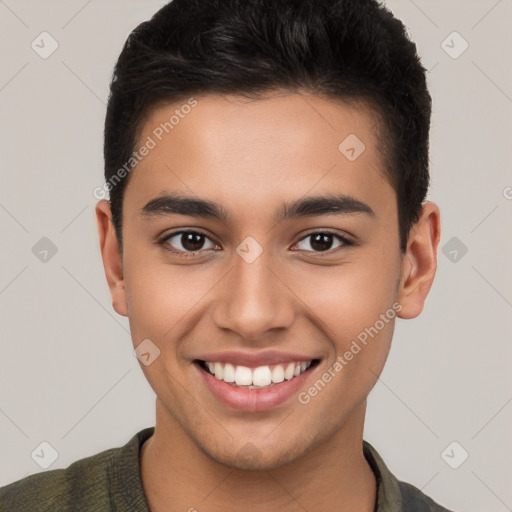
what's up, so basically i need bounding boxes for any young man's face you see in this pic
[97,92,438,470]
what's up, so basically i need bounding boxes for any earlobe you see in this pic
[95,200,128,317]
[397,202,441,319]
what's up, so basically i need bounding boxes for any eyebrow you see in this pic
[140,192,374,223]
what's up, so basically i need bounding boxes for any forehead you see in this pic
[123,92,395,226]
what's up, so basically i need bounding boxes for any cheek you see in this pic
[294,258,401,416]
[122,254,202,347]
[295,252,401,343]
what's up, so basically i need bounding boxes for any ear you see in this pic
[397,202,441,319]
[95,200,128,317]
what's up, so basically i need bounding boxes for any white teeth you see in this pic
[204,360,314,388]
[214,362,224,380]
[223,363,235,382]
[253,366,272,386]
[234,365,253,386]
[284,363,296,380]
[271,365,285,383]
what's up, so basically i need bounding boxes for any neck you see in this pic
[141,400,376,512]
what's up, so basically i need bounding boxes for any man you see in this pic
[0,0,455,510]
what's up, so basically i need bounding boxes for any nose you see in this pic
[212,252,295,341]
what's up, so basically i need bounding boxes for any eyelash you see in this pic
[157,229,352,257]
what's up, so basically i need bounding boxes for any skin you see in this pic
[96,92,440,512]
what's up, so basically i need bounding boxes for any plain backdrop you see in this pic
[1,1,511,510]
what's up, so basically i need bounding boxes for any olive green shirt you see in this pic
[0,427,454,511]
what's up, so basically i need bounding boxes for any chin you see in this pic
[202,437,312,471]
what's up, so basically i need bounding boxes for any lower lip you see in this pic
[195,362,317,412]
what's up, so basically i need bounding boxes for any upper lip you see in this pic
[194,350,319,368]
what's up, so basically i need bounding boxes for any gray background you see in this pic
[1,1,511,510]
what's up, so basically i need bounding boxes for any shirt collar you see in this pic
[363,440,404,511]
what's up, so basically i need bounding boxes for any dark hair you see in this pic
[104,0,431,252]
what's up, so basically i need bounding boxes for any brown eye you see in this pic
[163,231,217,253]
[296,232,347,253]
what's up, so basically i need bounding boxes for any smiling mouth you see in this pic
[195,359,321,389]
